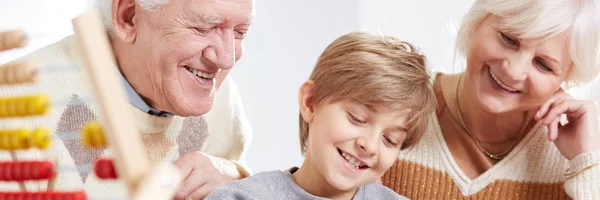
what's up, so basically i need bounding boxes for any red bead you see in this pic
[93,158,117,179]
[0,161,55,181]
[0,191,86,200]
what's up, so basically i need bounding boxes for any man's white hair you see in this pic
[456,0,600,86]
[95,0,169,33]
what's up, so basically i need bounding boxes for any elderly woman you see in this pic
[382,0,600,199]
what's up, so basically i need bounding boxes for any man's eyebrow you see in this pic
[201,14,224,25]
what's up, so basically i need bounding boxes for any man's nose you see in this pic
[203,30,235,70]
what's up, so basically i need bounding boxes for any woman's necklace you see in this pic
[454,75,531,161]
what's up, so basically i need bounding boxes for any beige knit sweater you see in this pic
[0,36,253,199]
[382,74,600,200]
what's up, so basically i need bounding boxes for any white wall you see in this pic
[0,0,93,64]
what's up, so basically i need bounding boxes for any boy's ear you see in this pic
[299,80,316,123]
[112,0,138,43]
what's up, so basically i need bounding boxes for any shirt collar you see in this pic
[118,72,174,117]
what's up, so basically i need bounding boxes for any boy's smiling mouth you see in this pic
[337,148,369,169]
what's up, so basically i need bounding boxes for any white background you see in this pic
[1,0,598,174]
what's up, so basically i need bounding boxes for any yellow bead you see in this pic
[15,97,26,116]
[82,121,106,148]
[0,99,6,117]
[11,129,28,149]
[6,97,15,117]
[31,95,50,115]
[0,130,9,149]
[32,127,51,149]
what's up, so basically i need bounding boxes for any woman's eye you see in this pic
[500,32,519,47]
[535,58,553,72]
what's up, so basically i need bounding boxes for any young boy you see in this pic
[205,32,437,200]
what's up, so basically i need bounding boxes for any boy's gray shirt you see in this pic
[205,167,409,200]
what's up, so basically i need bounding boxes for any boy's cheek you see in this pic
[376,150,401,172]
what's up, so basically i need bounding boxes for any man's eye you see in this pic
[194,27,214,35]
[235,30,248,39]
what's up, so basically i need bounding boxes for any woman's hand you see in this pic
[535,89,600,160]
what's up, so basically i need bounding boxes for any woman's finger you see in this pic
[548,117,560,141]
[541,100,567,125]
[536,90,570,120]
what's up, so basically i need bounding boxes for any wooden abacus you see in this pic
[0,10,182,200]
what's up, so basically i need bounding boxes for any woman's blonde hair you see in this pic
[299,32,436,153]
[456,0,600,86]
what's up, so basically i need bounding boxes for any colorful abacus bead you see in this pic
[93,158,117,179]
[0,30,27,51]
[0,62,38,85]
[31,127,52,149]
[81,121,106,148]
[0,191,86,200]
[0,128,51,150]
[0,161,56,181]
[0,95,50,118]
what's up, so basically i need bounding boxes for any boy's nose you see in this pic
[356,136,378,156]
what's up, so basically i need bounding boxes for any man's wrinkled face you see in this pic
[132,0,254,116]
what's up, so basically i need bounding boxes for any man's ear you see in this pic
[112,0,138,43]
[299,80,316,123]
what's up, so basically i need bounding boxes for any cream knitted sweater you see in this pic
[382,75,600,200]
[0,36,253,199]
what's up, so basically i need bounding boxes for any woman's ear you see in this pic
[112,0,138,43]
[299,80,316,123]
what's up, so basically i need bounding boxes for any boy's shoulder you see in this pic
[356,183,409,200]
[204,170,290,200]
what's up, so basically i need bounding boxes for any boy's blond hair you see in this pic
[299,32,436,153]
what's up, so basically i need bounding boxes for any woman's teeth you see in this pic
[341,151,366,169]
[185,66,215,79]
[489,68,519,92]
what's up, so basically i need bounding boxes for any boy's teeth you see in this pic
[341,151,363,169]
[185,66,215,79]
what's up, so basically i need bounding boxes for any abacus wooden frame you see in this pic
[71,10,181,200]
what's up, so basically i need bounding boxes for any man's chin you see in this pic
[172,101,214,117]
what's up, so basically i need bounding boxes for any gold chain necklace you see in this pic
[454,75,530,161]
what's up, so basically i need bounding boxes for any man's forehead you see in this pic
[183,0,255,25]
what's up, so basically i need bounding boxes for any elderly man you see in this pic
[0,0,254,199]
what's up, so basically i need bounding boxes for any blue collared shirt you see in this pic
[119,73,174,117]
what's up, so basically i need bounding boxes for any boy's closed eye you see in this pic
[347,112,367,125]
[383,135,400,148]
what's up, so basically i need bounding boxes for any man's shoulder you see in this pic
[15,35,77,66]
[359,183,408,200]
